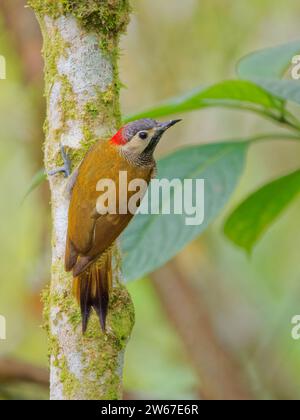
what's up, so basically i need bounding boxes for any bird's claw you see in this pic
[48,144,71,178]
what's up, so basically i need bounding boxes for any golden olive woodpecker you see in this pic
[52,118,181,332]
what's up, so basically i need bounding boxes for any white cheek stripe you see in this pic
[122,136,151,154]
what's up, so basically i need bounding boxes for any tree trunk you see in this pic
[29,1,134,400]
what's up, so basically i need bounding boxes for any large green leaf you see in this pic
[238,41,300,105]
[238,40,300,79]
[123,80,282,123]
[121,142,248,281]
[260,80,300,105]
[224,169,300,254]
[246,78,300,105]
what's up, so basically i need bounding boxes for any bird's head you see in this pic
[110,118,181,160]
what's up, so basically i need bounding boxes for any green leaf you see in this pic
[224,169,300,254]
[20,168,47,204]
[123,80,282,123]
[238,41,300,105]
[238,40,300,79]
[245,78,300,105]
[121,142,248,281]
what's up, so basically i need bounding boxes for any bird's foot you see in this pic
[48,144,71,178]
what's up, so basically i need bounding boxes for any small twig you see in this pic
[248,133,300,144]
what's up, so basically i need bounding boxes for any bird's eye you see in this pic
[139,131,148,140]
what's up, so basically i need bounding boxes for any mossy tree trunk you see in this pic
[29,1,134,400]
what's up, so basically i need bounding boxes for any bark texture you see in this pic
[29,1,134,400]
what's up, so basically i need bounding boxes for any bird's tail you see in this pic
[73,251,112,333]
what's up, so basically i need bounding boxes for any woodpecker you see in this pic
[56,118,181,333]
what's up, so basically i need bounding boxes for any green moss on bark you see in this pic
[30,0,133,401]
[42,26,69,98]
[28,0,131,41]
[42,256,134,399]
[35,14,124,169]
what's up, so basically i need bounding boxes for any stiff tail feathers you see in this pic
[73,252,112,333]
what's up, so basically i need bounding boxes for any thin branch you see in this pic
[0,358,49,387]
[248,133,300,143]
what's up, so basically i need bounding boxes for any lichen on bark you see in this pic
[30,0,134,400]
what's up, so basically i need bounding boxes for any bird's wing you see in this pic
[66,142,117,256]
[66,141,153,269]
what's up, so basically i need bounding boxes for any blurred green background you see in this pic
[1,0,300,400]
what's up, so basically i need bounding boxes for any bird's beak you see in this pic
[147,119,182,154]
[157,119,182,133]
